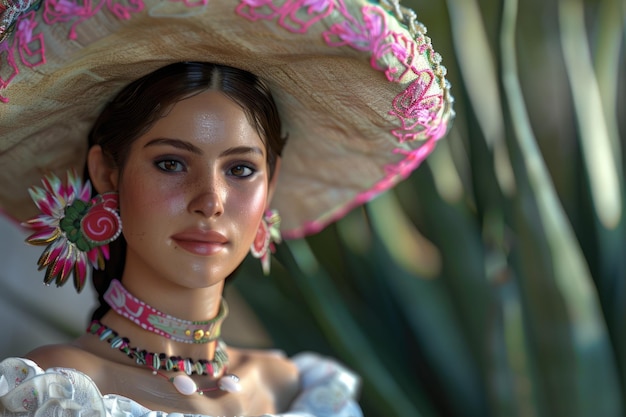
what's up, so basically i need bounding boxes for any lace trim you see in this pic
[0,354,362,417]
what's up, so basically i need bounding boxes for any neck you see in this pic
[118,248,227,322]
[99,279,226,360]
[104,279,228,343]
[121,276,225,322]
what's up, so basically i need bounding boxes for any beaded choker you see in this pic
[88,320,228,377]
[103,279,227,344]
[88,320,241,394]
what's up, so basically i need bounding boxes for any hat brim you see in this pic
[0,0,452,238]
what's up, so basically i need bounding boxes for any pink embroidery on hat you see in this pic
[15,11,45,65]
[42,0,145,40]
[0,0,450,238]
[0,1,40,42]
[236,0,336,34]
[0,0,201,102]
[236,0,449,237]
[322,5,387,51]
[283,137,438,239]
[377,31,417,82]
[0,10,45,103]
[174,0,209,6]
[237,1,446,144]
[390,71,443,142]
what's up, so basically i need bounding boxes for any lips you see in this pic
[171,229,228,256]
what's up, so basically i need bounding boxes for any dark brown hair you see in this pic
[87,62,287,319]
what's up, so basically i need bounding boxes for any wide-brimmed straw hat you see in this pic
[0,0,453,239]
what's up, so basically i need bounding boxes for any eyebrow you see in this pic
[144,138,264,158]
[220,146,265,158]
[145,138,203,154]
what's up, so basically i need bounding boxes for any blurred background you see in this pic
[1,0,624,416]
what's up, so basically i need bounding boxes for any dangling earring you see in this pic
[23,170,122,293]
[250,209,282,275]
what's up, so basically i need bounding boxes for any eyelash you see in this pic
[156,159,186,173]
[228,164,256,178]
[155,158,257,178]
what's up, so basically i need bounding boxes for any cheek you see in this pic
[232,185,268,235]
[117,176,186,234]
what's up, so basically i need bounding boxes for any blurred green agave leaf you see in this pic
[0,1,623,416]
[499,0,623,414]
[232,0,626,416]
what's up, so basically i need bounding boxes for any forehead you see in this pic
[141,90,265,150]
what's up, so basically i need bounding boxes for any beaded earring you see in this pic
[23,170,122,292]
[250,209,282,275]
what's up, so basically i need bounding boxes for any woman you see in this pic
[0,0,453,415]
[24,62,302,415]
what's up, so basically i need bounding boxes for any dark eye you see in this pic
[156,160,184,172]
[230,165,254,177]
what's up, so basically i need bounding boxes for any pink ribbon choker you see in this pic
[103,279,228,344]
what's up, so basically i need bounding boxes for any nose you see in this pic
[188,188,224,218]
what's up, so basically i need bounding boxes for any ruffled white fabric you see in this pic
[0,353,362,417]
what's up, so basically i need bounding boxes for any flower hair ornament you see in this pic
[250,209,282,275]
[23,170,121,293]
[0,0,453,241]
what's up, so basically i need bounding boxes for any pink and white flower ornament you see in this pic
[250,209,282,275]
[22,170,122,292]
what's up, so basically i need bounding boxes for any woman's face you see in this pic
[115,90,270,288]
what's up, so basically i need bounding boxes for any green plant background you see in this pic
[232,0,626,416]
[1,0,624,416]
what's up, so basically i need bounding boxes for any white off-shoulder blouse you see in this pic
[0,353,362,417]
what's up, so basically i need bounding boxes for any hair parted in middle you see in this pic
[87,62,288,320]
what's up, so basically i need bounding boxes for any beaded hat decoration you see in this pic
[0,0,453,239]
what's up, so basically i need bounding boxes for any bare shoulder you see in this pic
[26,343,85,368]
[25,340,103,377]
[229,346,300,410]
